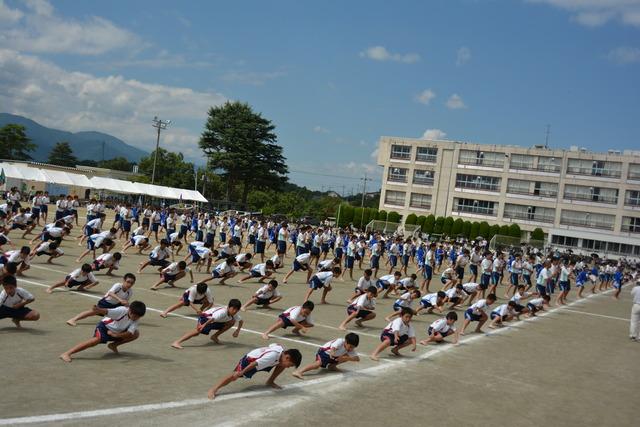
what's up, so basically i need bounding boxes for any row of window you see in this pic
[551,235,640,256]
[389,144,640,179]
[387,167,434,185]
[384,191,640,234]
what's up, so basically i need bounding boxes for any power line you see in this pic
[288,169,364,181]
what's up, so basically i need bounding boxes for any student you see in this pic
[440,267,455,290]
[421,243,436,293]
[318,257,341,273]
[0,246,31,276]
[443,284,466,309]
[161,282,214,318]
[415,291,446,315]
[612,267,624,299]
[555,261,574,306]
[282,252,312,284]
[370,308,417,361]
[150,261,193,290]
[535,260,551,296]
[78,214,105,246]
[575,268,589,298]
[489,301,518,329]
[47,264,99,293]
[203,256,239,285]
[237,260,275,284]
[29,241,64,263]
[59,301,146,362]
[66,274,137,326]
[460,294,496,335]
[76,229,116,262]
[396,274,418,293]
[262,301,315,339]
[0,275,40,327]
[91,252,122,276]
[254,221,268,262]
[234,252,254,272]
[241,280,282,311]
[293,333,360,379]
[526,295,551,317]
[171,299,244,348]
[138,239,172,272]
[386,288,421,321]
[461,282,481,305]
[340,286,377,330]
[31,223,70,245]
[479,252,493,298]
[207,343,302,400]
[185,242,217,273]
[505,253,523,297]
[348,269,374,302]
[376,271,401,299]
[304,266,341,304]
[420,311,459,346]
[370,239,382,278]
[122,234,151,254]
[510,285,535,317]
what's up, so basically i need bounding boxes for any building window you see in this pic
[459,150,505,168]
[413,169,435,186]
[409,193,431,209]
[560,210,615,230]
[622,216,640,233]
[454,198,496,216]
[581,239,605,251]
[390,144,411,160]
[387,167,408,183]
[384,190,406,206]
[415,147,438,163]
[563,185,618,204]
[551,235,579,247]
[533,181,558,197]
[625,190,640,207]
[566,159,622,178]
[536,156,561,172]
[629,164,640,180]
[503,204,555,223]
[509,154,534,170]
[455,174,501,192]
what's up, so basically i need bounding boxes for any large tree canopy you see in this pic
[199,101,288,204]
[0,124,36,160]
[138,148,195,189]
[47,142,78,167]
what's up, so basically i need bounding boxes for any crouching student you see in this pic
[150,261,193,290]
[385,288,421,321]
[29,240,64,263]
[340,286,377,330]
[91,252,122,276]
[370,307,416,361]
[0,275,40,328]
[444,284,466,309]
[202,256,239,285]
[66,273,136,326]
[293,333,360,379]
[46,264,99,293]
[420,311,459,346]
[526,295,551,317]
[237,260,275,284]
[414,291,446,315]
[59,301,146,362]
[0,246,31,276]
[161,282,213,318]
[282,252,312,284]
[207,343,302,400]
[304,267,341,304]
[241,280,282,311]
[262,301,314,339]
[460,293,496,335]
[489,301,518,329]
[348,269,374,303]
[171,299,243,348]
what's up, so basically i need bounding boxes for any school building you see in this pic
[376,136,640,258]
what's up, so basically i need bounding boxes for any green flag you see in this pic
[0,168,5,186]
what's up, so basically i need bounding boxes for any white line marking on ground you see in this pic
[562,308,629,322]
[2,280,623,425]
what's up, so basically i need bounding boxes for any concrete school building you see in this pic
[375,136,640,258]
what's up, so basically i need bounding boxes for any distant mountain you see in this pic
[0,113,148,163]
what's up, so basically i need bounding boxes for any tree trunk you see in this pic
[241,179,251,210]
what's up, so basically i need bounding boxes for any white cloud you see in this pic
[527,0,640,28]
[446,94,467,109]
[421,129,447,140]
[0,0,142,55]
[607,46,640,63]
[221,70,286,85]
[313,125,330,134]
[415,89,436,105]
[343,161,378,175]
[456,46,471,65]
[370,147,379,159]
[359,46,420,64]
[0,49,227,159]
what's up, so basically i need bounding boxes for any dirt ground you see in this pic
[0,208,637,427]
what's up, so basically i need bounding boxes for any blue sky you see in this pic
[1,0,639,192]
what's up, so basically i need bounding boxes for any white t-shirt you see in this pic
[103,283,133,304]
[384,317,415,338]
[69,268,96,283]
[351,294,375,310]
[0,287,34,307]
[469,299,489,315]
[185,284,212,303]
[295,253,311,265]
[429,318,455,334]
[95,253,118,268]
[202,306,241,323]
[314,271,334,284]
[319,338,357,358]
[102,306,138,333]
[256,284,280,300]
[281,306,313,324]
[244,343,284,370]
[356,276,374,291]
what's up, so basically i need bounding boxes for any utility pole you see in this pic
[151,116,171,185]
[545,124,551,149]
[360,172,371,228]
[101,141,105,163]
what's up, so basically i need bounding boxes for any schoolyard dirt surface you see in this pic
[0,208,637,427]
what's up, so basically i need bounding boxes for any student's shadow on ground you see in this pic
[96,352,174,363]
[181,341,254,351]
[0,326,50,335]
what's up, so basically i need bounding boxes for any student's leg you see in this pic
[46,279,68,293]
[60,336,102,362]
[67,307,101,326]
[320,285,332,304]
[357,311,376,327]
[262,319,285,339]
[292,360,323,379]
[210,320,235,343]
[208,372,239,400]
[161,301,185,317]
[475,313,488,333]
[303,287,314,302]
[108,330,139,353]
[171,328,201,349]
[241,296,258,311]
[370,338,391,361]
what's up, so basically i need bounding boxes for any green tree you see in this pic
[478,221,490,239]
[508,224,522,238]
[499,225,510,236]
[434,216,445,234]
[47,142,78,167]
[452,218,464,236]
[0,124,36,160]
[531,227,545,241]
[387,211,401,223]
[99,157,133,172]
[77,159,98,167]
[416,215,427,231]
[405,213,418,225]
[443,217,454,236]
[199,101,288,204]
[462,221,472,238]
[377,210,387,221]
[340,204,354,227]
[423,214,436,234]
[469,221,480,239]
[138,148,195,189]
[489,224,501,241]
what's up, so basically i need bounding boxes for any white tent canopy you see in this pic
[1,162,207,202]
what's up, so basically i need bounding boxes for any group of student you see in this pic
[1,201,636,400]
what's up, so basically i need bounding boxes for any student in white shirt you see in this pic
[171,299,244,348]
[420,311,459,346]
[283,252,313,284]
[138,239,173,273]
[60,301,146,362]
[29,240,64,263]
[340,286,377,329]
[348,268,374,302]
[160,282,214,318]
[370,308,417,361]
[47,264,99,293]
[237,260,275,284]
[489,301,518,329]
[241,279,282,311]
[526,295,551,317]
[460,294,497,335]
[304,267,341,304]
[207,343,302,400]
[0,276,40,327]
[1,246,31,276]
[66,273,137,326]
[121,234,151,254]
[293,333,360,379]
[76,228,117,262]
[150,261,193,290]
[262,301,315,339]
[91,252,122,276]
[201,256,239,285]
[386,288,421,321]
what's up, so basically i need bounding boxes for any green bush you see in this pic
[452,218,464,236]
[499,225,510,236]
[377,210,387,221]
[478,221,490,239]
[531,227,545,241]
[462,221,472,238]
[424,214,436,233]
[508,223,522,238]
[443,217,454,236]
[387,211,401,223]
[469,221,480,239]
[434,216,445,234]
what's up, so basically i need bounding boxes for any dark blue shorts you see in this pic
[510,273,519,286]
[346,256,354,268]
[278,313,294,328]
[149,257,170,267]
[255,240,266,254]
[380,331,408,346]
[151,223,160,232]
[66,277,89,288]
[559,280,570,292]
[423,265,433,280]
[316,350,338,368]
[277,241,286,254]
[464,308,481,321]
[94,322,120,343]
[480,273,491,289]
[347,305,371,318]
[309,276,324,289]
[389,255,398,267]
[97,298,121,309]
[470,264,478,276]
[428,327,453,337]
[0,305,32,319]
[197,316,227,334]
[123,220,132,232]
[235,355,274,378]
[293,260,307,271]
[311,247,320,257]
[250,270,263,278]
[370,255,380,269]
[376,279,389,290]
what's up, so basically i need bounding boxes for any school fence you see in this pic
[365,220,401,234]
[489,234,545,251]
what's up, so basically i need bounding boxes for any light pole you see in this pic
[360,172,371,229]
[151,116,171,185]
